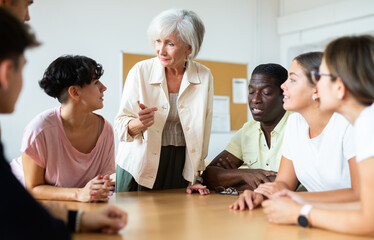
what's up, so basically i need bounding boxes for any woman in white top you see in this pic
[230,52,359,211]
[114,9,212,195]
[262,35,374,236]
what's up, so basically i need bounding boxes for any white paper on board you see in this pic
[212,96,230,132]
[232,78,247,104]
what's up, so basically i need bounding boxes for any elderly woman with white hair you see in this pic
[114,9,213,195]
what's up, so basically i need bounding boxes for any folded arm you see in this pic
[203,150,276,190]
[22,153,111,202]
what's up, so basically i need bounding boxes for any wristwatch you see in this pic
[297,204,313,227]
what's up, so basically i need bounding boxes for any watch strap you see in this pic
[300,204,313,216]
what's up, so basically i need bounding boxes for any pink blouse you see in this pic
[21,107,115,188]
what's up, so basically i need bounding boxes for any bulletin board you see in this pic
[122,52,248,130]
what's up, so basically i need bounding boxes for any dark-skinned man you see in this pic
[203,64,290,191]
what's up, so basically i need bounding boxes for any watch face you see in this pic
[298,215,308,228]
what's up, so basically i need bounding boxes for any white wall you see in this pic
[5,0,372,163]
[278,0,374,67]
[280,0,341,15]
[0,0,281,161]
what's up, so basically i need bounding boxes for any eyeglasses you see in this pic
[311,70,337,83]
[215,186,240,195]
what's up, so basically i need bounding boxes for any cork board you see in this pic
[122,52,247,130]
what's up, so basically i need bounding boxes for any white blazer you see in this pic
[114,57,213,188]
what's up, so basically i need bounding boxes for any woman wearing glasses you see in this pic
[262,35,374,236]
[230,52,359,211]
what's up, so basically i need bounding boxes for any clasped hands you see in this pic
[216,155,277,190]
[77,174,113,202]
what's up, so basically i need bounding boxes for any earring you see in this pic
[184,55,188,69]
[312,96,316,101]
[337,95,343,100]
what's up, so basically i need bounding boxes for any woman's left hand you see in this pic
[261,192,303,225]
[254,182,286,199]
[186,182,210,195]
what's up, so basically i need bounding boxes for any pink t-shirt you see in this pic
[21,107,115,188]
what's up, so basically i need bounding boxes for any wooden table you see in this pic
[57,189,371,240]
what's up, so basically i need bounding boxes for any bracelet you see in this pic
[75,210,84,232]
[67,210,77,232]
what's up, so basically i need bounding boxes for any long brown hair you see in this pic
[293,52,323,86]
[324,35,374,106]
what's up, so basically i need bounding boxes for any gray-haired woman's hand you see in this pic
[186,182,210,195]
[138,102,158,128]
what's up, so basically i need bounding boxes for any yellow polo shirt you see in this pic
[225,111,291,172]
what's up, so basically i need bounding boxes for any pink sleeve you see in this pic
[101,122,116,175]
[20,127,47,168]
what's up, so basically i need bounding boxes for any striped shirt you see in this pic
[162,93,186,146]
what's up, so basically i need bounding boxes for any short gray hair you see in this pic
[147,9,205,60]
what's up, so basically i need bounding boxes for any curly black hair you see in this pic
[39,55,104,103]
[251,63,288,89]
